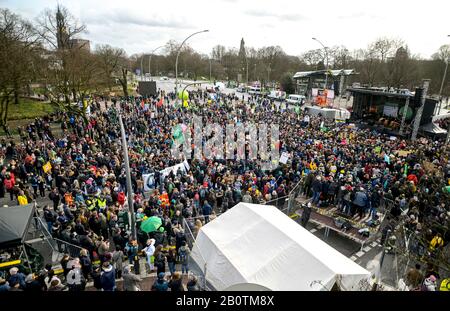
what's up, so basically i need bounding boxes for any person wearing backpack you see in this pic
[154,245,166,275]
[151,272,169,291]
[178,241,190,275]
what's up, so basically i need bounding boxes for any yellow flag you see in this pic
[43,161,52,174]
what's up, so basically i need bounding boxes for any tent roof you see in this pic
[0,204,35,248]
[191,203,370,291]
[293,69,356,79]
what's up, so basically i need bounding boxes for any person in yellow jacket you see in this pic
[429,233,444,252]
[18,190,28,205]
[86,199,96,211]
[439,278,450,291]
[97,196,107,211]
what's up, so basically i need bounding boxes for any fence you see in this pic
[182,217,213,291]
[27,216,83,266]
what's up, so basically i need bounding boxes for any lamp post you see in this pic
[246,57,249,85]
[209,58,212,82]
[175,30,209,105]
[148,45,164,81]
[312,37,329,90]
[115,102,137,241]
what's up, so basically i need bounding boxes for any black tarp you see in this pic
[0,204,35,248]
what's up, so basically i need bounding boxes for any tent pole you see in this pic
[204,262,207,290]
[22,244,32,272]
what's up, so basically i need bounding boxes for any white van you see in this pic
[286,94,305,106]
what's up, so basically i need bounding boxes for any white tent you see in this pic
[191,202,371,291]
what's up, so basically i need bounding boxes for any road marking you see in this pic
[355,251,365,257]
[371,241,378,247]
[350,256,357,261]
[310,228,317,233]
[363,246,372,252]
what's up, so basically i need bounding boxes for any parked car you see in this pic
[160,76,169,80]
[286,94,306,106]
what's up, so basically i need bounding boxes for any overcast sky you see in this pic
[2,0,449,59]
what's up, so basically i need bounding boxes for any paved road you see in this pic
[293,205,399,289]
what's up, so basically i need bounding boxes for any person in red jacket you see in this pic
[4,173,15,201]
[117,191,125,206]
[407,173,418,185]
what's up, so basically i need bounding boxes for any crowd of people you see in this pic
[0,87,449,291]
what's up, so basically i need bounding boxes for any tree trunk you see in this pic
[0,95,10,129]
[14,83,19,105]
[121,68,128,97]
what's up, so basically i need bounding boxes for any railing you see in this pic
[53,238,83,258]
[182,217,211,291]
[32,216,83,260]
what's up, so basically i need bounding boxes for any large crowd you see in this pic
[0,88,449,291]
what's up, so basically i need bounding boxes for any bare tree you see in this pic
[0,9,39,130]
[34,4,93,119]
[95,44,126,91]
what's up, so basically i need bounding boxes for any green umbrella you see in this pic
[140,216,162,233]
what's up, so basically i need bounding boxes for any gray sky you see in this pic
[2,0,449,58]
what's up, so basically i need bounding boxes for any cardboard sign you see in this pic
[395,150,413,157]
[279,152,289,164]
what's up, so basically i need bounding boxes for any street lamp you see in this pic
[209,58,212,82]
[149,45,164,81]
[115,102,137,241]
[175,30,209,104]
[443,35,450,144]
[246,57,249,85]
[312,37,329,90]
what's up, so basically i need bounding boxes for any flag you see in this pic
[172,124,185,144]
[374,146,381,154]
[43,162,52,174]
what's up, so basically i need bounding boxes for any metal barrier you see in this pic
[53,238,83,258]
[182,218,211,291]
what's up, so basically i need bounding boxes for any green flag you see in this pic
[172,124,185,144]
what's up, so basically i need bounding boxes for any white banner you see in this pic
[143,173,155,191]
[160,162,187,180]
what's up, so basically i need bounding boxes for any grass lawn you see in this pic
[0,98,57,136]
[7,98,56,120]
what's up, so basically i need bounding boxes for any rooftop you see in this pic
[293,69,356,79]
